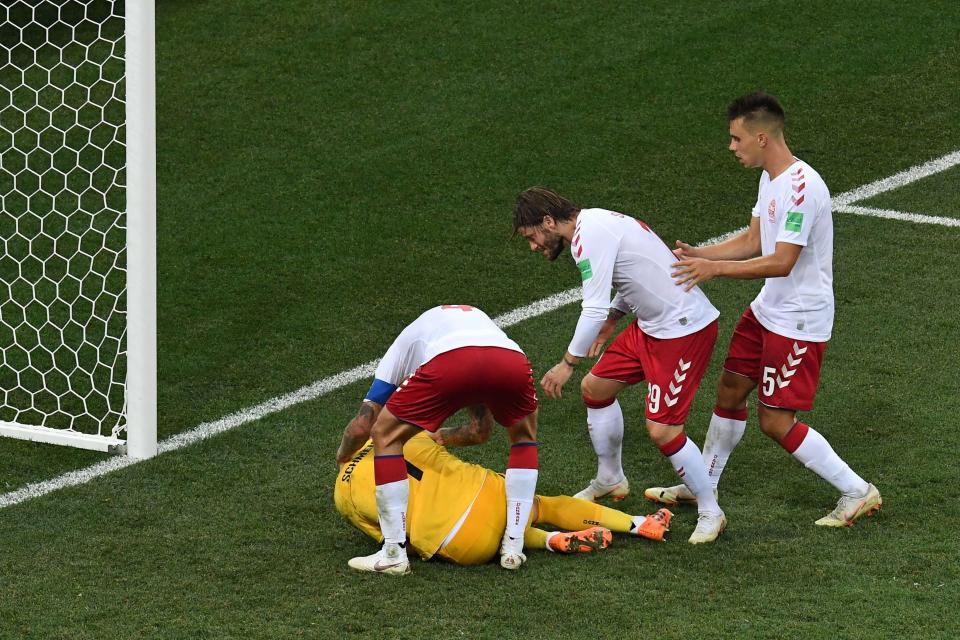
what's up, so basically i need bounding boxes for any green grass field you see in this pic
[2,1,959,638]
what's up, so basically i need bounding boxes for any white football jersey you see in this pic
[373,305,523,385]
[750,159,834,342]
[567,208,719,356]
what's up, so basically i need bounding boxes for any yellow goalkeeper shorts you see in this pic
[435,471,506,565]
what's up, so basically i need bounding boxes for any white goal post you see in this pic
[0,0,156,458]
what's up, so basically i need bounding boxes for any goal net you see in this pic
[0,0,155,457]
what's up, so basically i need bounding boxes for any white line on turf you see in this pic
[2,151,958,509]
[833,150,960,207]
[834,204,960,227]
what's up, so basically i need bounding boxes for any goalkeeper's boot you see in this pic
[644,483,717,506]
[500,536,527,570]
[547,527,613,553]
[688,510,726,544]
[632,508,674,542]
[573,477,630,503]
[815,483,882,527]
[347,543,411,575]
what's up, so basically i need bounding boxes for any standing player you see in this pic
[335,305,540,574]
[336,432,674,567]
[512,188,726,544]
[645,91,881,526]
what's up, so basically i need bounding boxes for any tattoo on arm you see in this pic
[336,402,379,461]
[358,403,375,421]
[436,405,492,447]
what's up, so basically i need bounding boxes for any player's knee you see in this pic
[757,420,779,440]
[370,419,402,450]
[581,376,615,408]
[756,405,793,441]
[579,375,595,397]
[716,373,750,409]
[508,414,537,442]
[369,421,389,447]
[646,421,683,447]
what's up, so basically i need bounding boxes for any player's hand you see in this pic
[672,257,719,291]
[540,362,574,399]
[587,319,618,357]
[673,240,699,259]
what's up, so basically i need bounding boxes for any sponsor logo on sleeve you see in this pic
[577,259,593,281]
[785,211,804,232]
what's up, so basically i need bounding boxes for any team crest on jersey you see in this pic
[767,199,776,222]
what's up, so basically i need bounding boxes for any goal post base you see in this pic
[0,422,125,454]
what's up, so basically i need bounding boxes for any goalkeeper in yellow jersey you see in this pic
[336,432,672,566]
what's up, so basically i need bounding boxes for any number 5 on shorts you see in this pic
[762,366,776,397]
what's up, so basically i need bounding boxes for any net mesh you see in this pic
[0,0,126,438]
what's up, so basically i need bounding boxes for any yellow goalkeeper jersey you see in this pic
[334,433,492,560]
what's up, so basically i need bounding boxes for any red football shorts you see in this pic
[722,307,827,411]
[590,320,718,426]
[385,346,538,432]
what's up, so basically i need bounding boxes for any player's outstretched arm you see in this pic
[336,401,382,463]
[673,240,802,291]
[432,405,494,447]
[676,218,761,262]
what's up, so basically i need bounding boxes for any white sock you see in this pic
[375,479,409,547]
[586,401,625,485]
[791,426,869,497]
[702,412,747,489]
[544,531,560,551]
[666,436,721,514]
[504,468,539,545]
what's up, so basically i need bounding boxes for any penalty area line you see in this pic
[3,149,959,510]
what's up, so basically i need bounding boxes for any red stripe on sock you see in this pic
[582,394,616,409]
[508,442,539,469]
[658,432,688,457]
[374,454,408,485]
[714,405,748,421]
[780,421,809,454]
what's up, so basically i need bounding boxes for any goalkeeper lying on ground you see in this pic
[335,432,672,566]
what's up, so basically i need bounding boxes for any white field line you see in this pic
[834,204,960,227]
[833,150,960,207]
[1,151,957,510]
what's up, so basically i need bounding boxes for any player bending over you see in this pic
[335,305,541,574]
[513,188,725,544]
[336,432,673,569]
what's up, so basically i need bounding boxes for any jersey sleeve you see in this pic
[776,183,818,247]
[567,220,618,357]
